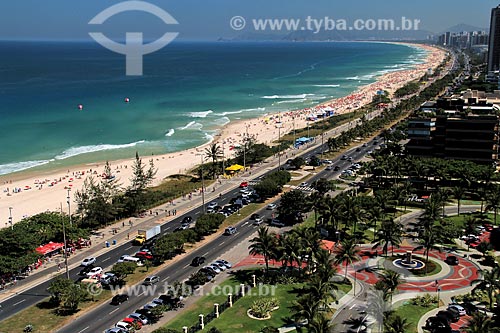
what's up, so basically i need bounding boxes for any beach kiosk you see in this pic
[225,164,244,177]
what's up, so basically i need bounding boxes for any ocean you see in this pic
[0,41,426,176]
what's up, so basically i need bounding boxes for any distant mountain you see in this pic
[439,23,487,34]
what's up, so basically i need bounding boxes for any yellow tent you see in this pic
[225,164,244,171]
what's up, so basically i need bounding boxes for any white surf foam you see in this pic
[0,159,52,176]
[314,84,340,88]
[54,141,146,160]
[178,121,203,131]
[165,129,175,137]
[189,110,213,118]
[262,94,314,99]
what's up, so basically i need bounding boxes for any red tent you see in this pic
[35,242,64,255]
[321,240,336,254]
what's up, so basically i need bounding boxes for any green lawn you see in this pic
[394,302,435,333]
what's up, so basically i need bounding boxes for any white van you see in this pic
[117,255,143,266]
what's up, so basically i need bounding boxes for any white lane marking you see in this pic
[219,241,225,246]
[162,276,170,282]
[102,257,110,262]
[350,304,356,310]
[183,264,189,268]
[124,246,132,251]
[109,308,119,314]
[242,221,249,226]
[77,326,89,333]
[202,251,209,257]
[138,292,144,297]
[12,299,26,306]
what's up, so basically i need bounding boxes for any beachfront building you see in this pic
[406,93,500,164]
[488,5,500,73]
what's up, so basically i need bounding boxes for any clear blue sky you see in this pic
[0,0,497,41]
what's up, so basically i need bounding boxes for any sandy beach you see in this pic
[0,43,447,224]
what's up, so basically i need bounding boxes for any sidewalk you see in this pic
[0,107,372,304]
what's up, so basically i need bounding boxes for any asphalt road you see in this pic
[0,113,379,330]
[56,137,379,333]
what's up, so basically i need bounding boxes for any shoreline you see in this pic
[0,43,447,224]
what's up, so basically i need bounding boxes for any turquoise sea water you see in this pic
[0,41,426,175]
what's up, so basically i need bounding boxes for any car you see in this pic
[267,203,277,210]
[111,294,129,305]
[152,298,167,305]
[200,266,218,276]
[425,316,450,330]
[326,166,333,171]
[104,328,126,333]
[117,255,137,263]
[115,321,134,332]
[128,313,148,325]
[174,225,189,232]
[86,266,103,277]
[81,257,96,267]
[135,251,153,260]
[341,155,348,160]
[211,262,226,271]
[362,143,368,147]
[270,218,285,227]
[484,223,494,231]
[347,157,353,162]
[143,275,160,285]
[250,213,260,220]
[300,182,308,187]
[239,181,248,188]
[101,272,119,286]
[182,216,193,224]
[448,304,467,316]
[215,259,232,269]
[207,201,218,209]
[134,308,155,320]
[461,302,478,315]
[191,256,206,266]
[143,302,159,310]
[79,265,95,276]
[122,317,142,329]
[207,264,221,273]
[355,147,361,152]
[333,165,340,171]
[445,256,459,266]
[437,310,459,323]
[253,216,264,225]
[224,226,237,235]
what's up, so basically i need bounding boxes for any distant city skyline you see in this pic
[0,1,496,41]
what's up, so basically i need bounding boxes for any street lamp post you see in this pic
[60,203,70,279]
[67,188,72,226]
[278,122,282,169]
[196,154,206,213]
[8,207,13,230]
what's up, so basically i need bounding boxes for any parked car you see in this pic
[134,308,155,320]
[81,257,96,267]
[79,265,95,276]
[448,304,467,316]
[424,316,450,330]
[445,256,459,266]
[135,251,153,260]
[115,321,135,332]
[215,259,232,269]
[250,213,260,220]
[128,313,149,325]
[211,262,226,271]
[207,202,218,209]
[191,256,206,267]
[143,275,160,285]
[104,328,125,333]
[86,266,103,277]
[122,317,142,329]
[101,272,119,286]
[143,302,159,310]
[239,181,248,188]
[111,294,129,305]
[270,218,285,227]
[224,226,237,235]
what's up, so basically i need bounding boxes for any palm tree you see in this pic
[470,265,500,310]
[452,186,466,216]
[464,311,500,333]
[486,185,500,225]
[204,143,223,179]
[372,218,402,256]
[383,314,410,333]
[375,270,403,302]
[308,314,333,333]
[275,233,300,269]
[291,227,322,272]
[333,238,361,280]
[248,226,277,274]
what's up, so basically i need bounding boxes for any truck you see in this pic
[133,226,161,245]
